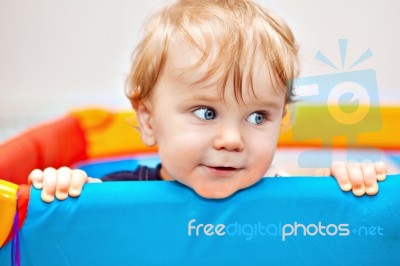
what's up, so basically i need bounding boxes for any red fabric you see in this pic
[0,115,88,185]
[0,135,38,185]
[25,116,88,170]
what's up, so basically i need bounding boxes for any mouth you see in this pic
[205,166,240,177]
[211,167,237,171]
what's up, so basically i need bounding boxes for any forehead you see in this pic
[160,39,285,103]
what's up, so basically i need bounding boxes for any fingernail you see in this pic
[42,193,54,203]
[33,182,43,189]
[69,188,81,197]
[352,188,365,197]
[377,174,386,181]
[342,183,352,191]
[366,184,378,195]
[56,192,68,200]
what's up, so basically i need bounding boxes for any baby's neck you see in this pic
[159,166,174,181]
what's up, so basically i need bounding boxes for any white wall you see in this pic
[264,0,400,104]
[0,0,399,139]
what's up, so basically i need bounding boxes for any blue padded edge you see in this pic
[1,175,400,266]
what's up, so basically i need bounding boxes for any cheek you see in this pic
[248,128,279,156]
[155,115,210,154]
[157,128,206,155]
[155,129,208,178]
[246,130,279,173]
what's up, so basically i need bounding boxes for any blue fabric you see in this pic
[1,174,400,266]
[76,155,160,178]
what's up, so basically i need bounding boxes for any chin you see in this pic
[193,186,238,199]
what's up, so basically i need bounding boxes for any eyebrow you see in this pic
[188,93,221,103]
[188,91,283,110]
[252,99,283,110]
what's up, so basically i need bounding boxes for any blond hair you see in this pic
[126,0,298,105]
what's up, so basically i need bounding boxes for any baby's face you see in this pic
[137,43,286,199]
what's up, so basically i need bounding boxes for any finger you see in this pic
[41,167,57,203]
[361,163,379,196]
[314,168,331,176]
[375,161,387,181]
[88,177,102,183]
[28,169,44,189]
[69,169,88,197]
[347,163,365,196]
[330,161,352,192]
[55,167,72,201]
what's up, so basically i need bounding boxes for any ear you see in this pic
[134,100,157,147]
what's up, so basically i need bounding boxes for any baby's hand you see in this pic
[317,161,387,196]
[28,167,101,203]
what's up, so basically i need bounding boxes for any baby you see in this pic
[29,0,387,202]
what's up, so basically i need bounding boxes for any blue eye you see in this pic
[193,108,216,120]
[247,112,266,125]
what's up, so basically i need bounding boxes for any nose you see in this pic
[213,123,244,152]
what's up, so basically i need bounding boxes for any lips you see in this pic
[212,167,237,171]
[205,166,240,177]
